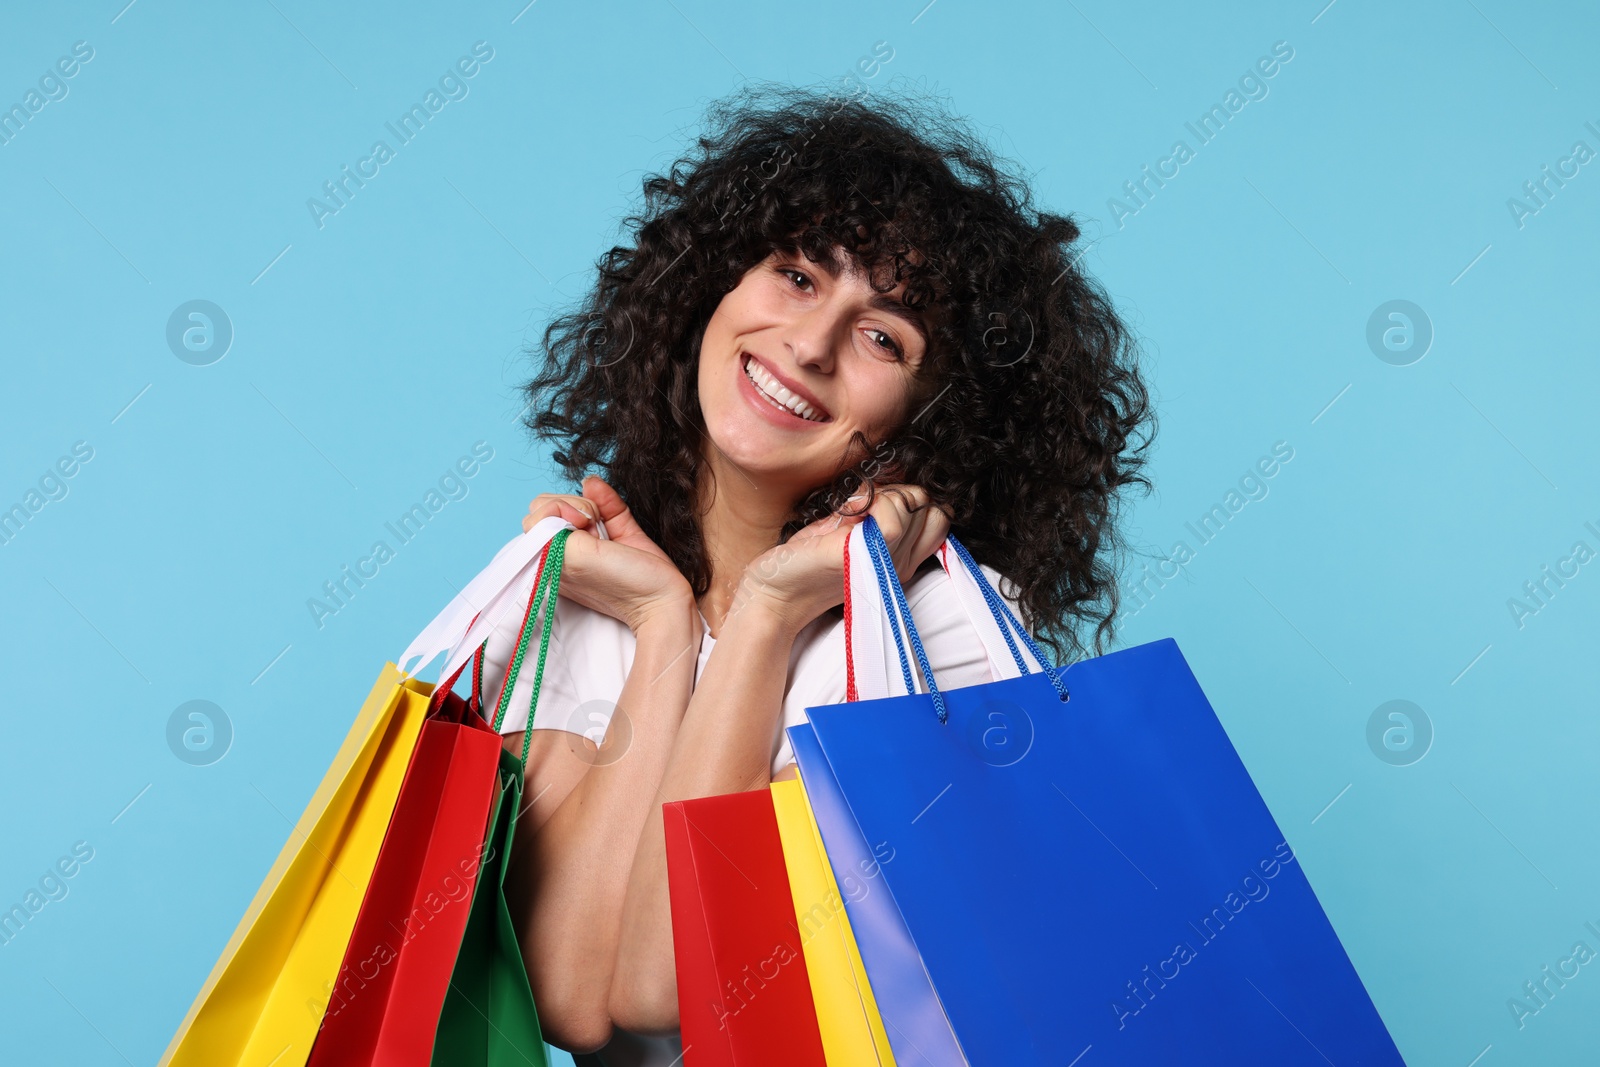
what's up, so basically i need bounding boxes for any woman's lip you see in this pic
[742,352,831,420]
[737,354,830,428]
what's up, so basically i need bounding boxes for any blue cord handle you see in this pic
[862,517,949,723]
[944,533,1071,704]
[947,536,1031,678]
[859,517,1073,722]
[864,518,915,700]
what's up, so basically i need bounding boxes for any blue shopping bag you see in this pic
[801,517,1406,1065]
[787,723,964,1067]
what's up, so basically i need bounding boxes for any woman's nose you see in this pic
[786,307,840,374]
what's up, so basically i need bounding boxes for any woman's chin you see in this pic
[704,426,819,485]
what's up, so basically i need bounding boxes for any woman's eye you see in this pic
[867,329,903,358]
[775,265,904,359]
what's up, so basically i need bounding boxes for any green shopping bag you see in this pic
[431,530,571,1066]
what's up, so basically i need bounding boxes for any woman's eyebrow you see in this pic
[800,250,929,340]
[866,292,928,341]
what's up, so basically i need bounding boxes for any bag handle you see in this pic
[401,514,609,705]
[844,519,940,705]
[939,533,1057,683]
[421,528,571,766]
[846,522,1048,701]
[860,517,948,722]
[489,528,570,766]
[848,516,1069,722]
[395,515,576,681]
[421,548,546,723]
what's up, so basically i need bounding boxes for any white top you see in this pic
[474,556,1023,776]
[466,549,1026,1066]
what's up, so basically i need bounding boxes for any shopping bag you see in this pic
[802,517,1406,1064]
[769,776,896,1065]
[431,530,574,1067]
[777,526,1035,1067]
[157,667,429,1067]
[430,746,548,1067]
[786,724,963,1067]
[158,518,571,1067]
[310,527,574,1067]
[303,660,504,1064]
[664,789,827,1067]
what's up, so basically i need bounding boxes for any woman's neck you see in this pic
[693,454,798,638]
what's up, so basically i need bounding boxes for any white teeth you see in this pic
[743,356,825,422]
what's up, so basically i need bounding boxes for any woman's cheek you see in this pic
[856,374,914,435]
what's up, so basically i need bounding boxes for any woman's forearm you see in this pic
[607,596,802,1033]
[507,600,699,1051]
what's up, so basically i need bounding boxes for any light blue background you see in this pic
[2,1,1596,1063]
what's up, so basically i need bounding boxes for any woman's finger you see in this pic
[580,476,683,559]
[867,484,947,580]
[888,483,931,512]
[580,476,630,525]
[540,495,601,524]
[526,492,596,521]
[858,484,919,578]
[912,504,953,564]
[894,505,936,580]
[872,483,927,521]
[522,494,600,533]
[525,504,582,533]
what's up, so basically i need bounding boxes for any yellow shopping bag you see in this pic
[770,776,897,1065]
[158,664,432,1067]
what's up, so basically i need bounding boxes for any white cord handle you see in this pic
[396,514,605,688]
[846,527,1045,702]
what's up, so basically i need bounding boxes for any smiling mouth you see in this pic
[742,354,830,422]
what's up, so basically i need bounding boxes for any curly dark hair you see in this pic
[521,81,1154,661]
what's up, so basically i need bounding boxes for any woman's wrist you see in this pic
[628,587,698,638]
[731,566,828,642]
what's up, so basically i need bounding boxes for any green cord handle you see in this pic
[490,527,570,767]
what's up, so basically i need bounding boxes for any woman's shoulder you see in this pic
[478,585,638,733]
[541,551,1022,653]
[795,553,1025,645]
[485,585,634,664]
[788,552,1024,690]
[904,552,1025,624]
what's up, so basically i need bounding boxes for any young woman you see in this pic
[473,84,1153,1064]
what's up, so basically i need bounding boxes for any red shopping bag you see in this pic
[664,790,826,1067]
[306,609,524,1065]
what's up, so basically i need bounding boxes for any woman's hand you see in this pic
[736,483,951,637]
[523,476,693,634]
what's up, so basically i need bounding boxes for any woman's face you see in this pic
[696,249,930,501]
